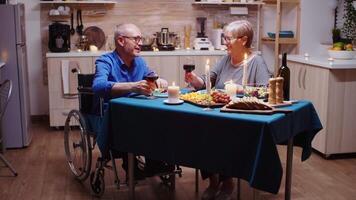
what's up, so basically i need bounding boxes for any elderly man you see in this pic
[93,23,166,104]
[92,23,169,179]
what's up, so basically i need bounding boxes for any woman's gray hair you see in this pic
[224,20,254,48]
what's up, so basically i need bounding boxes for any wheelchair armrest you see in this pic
[78,86,94,94]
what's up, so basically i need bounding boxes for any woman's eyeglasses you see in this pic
[222,35,244,44]
[122,35,142,43]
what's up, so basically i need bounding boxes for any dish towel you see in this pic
[61,60,79,96]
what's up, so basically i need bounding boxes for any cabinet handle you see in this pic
[302,67,306,89]
[298,67,301,88]
[63,94,78,99]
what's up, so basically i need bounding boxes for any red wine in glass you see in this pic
[183,64,195,73]
[144,73,159,99]
[144,73,159,82]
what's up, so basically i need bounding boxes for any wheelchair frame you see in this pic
[63,73,182,197]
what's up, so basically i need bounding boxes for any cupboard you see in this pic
[289,60,356,156]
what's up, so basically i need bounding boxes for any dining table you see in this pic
[108,96,322,200]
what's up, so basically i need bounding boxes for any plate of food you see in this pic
[220,97,292,114]
[153,88,168,98]
[243,86,268,99]
[179,90,230,108]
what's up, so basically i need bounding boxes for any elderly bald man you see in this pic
[92,23,170,180]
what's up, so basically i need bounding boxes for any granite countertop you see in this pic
[46,49,227,58]
[287,54,356,69]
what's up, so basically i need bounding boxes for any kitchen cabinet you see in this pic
[142,56,180,86]
[289,61,356,156]
[47,57,94,127]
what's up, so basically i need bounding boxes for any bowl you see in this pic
[328,50,355,60]
[141,36,155,46]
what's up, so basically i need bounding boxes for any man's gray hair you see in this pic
[224,20,254,48]
[113,23,141,47]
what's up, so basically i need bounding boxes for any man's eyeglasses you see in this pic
[122,35,142,43]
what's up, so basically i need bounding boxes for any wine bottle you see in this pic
[277,53,290,101]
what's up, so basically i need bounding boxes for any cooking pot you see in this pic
[155,28,177,46]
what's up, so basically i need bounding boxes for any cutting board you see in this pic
[220,106,292,115]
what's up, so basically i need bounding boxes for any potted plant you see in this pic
[342,0,356,44]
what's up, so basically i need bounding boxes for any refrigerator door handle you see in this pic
[17,42,26,47]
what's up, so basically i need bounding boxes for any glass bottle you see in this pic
[277,53,290,101]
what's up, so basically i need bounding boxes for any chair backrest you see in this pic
[0,80,12,120]
[77,74,100,115]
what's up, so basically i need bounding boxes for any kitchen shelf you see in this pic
[261,37,298,44]
[39,1,116,4]
[262,0,299,4]
[192,1,264,6]
[259,0,300,74]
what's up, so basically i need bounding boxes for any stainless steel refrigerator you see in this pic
[0,3,31,148]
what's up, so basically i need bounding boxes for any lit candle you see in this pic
[242,53,248,86]
[168,81,180,103]
[205,59,211,95]
[224,80,237,99]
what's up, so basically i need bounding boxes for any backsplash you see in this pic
[40,0,259,84]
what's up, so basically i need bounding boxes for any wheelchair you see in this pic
[63,73,183,197]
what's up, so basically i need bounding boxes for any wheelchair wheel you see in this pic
[160,174,176,190]
[64,110,92,181]
[90,169,105,197]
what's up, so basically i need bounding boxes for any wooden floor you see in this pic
[1,121,356,200]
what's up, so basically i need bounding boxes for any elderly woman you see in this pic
[185,20,271,200]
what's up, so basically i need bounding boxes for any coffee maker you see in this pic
[193,17,212,50]
[48,22,71,52]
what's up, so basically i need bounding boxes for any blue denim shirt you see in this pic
[92,50,154,113]
[91,51,154,153]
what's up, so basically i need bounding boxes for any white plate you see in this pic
[153,92,168,98]
[163,99,184,105]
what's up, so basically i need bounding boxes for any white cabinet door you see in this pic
[288,61,304,100]
[159,56,180,85]
[142,56,161,75]
[302,65,329,154]
[47,57,93,127]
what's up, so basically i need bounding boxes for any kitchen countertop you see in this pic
[46,49,227,58]
[287,54,356,69]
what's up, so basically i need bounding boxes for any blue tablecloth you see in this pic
[108,97,322,194]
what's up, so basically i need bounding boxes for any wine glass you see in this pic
[144,73,159,99]
[183,57,195,90]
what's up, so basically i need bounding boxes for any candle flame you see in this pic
[172,81,176,86]
[244,53,248,60]
[206,58,210,65]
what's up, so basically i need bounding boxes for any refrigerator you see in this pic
[0,3,31,148]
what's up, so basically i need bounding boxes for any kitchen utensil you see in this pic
[70,12,75,35]
[155,28,176,51]
[76,9,83,35]
[83,26,106,49]
[76,35,89,51]
[79,9,83,33]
